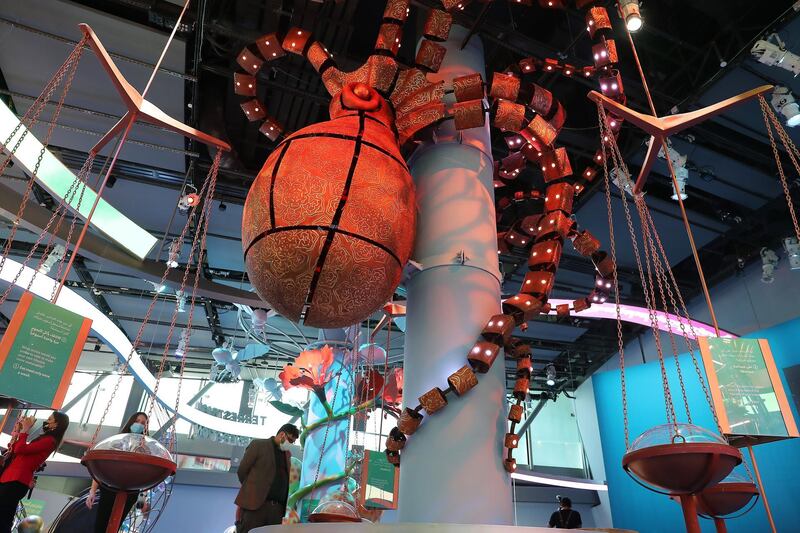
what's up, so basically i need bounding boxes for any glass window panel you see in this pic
[528,396,585,471]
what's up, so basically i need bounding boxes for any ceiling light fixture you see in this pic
[783,237,800,270]
[167,238,181,268]
[761,247,779,283]
[545,363,557,386]
[770,86,800,128]
[657,142,689,200]
[751,33,800,77]
[38,244,66,275]
[618,0,643,32]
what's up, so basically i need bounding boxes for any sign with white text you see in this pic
[699,337,799,446]
[0,292,91,408]
[359,450,399,510]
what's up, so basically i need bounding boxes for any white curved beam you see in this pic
[1,257,272,438]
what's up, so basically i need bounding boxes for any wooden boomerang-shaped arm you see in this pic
[588,85,773,194]
[78,23,231,153]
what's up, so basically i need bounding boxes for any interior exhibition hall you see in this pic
[1,0,800,532]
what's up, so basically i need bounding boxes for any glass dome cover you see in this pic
[629,423,727,451]
[623,423,742,495]
[92,433,173,461]
[309,492,361,523]
[719,466,751,484]
[83,433,176,492]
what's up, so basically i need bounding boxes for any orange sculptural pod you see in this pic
[242,82,416,328]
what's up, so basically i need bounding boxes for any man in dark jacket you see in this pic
[235,423,299,532]
[548,496,582,529]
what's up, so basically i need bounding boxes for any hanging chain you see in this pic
[88,166,213,447]
[0,42,85,304]
[598,104,678,432]
[599,107,630,449]
[170,151,223,449]
[50,157,93,302]
[643,207,724,436]
[759,96,800,243]
[148,154,220,420]
[635,195,692,424]
[311,331,349,491]
[0,37,88,277]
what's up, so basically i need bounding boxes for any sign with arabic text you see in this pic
[0,292,91,408]
[699,337,798,446]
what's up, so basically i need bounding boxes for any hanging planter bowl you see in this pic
[82,434,176,492]
[696,481,759,518]
[622,424,742,495]
[308,497,362,523]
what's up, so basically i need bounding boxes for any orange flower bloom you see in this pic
[382,367,403,405]
[279,345,336,392]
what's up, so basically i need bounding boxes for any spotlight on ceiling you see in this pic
[656,142,689,200]
[38,244,66,275]
[751,33,800,77]
[146,280,167,294]
[545,363,557,387]
[618,0,643,32]
[178,191,200,213]
[176,289,187,313]
[611,167,634,196]
[167,238,181,269]
[771,86,800,128]
[783,237,800,270]
[761,247,779,283]
[671,166,689,201]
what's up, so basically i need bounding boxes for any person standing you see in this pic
[0,411,69,533]
[548,496,582,529]
[86,411,148,533]
[235,424,299,533]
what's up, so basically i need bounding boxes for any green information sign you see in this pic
[700,337,799,444]
[20,498,46,517]
[0,292,91,408]
[360,450,399,510]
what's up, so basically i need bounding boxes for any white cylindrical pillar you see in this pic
[397,25,513,525]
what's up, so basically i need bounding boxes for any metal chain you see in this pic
[630,195,676,427]
[50,157,94,302]
[311,327,352,491]
[598,105,630,448]
[0,46,86,303]
[635,195,692,424]
[170,152,223,446]
[0,35,87,174]
[598,104,678,431]
[642,206,724,435]
[87,166,213,447]
[0,37,88,277]
[148,155,220,420]
[759,96,800,243]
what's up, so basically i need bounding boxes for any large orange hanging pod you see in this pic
[242,82,416,328]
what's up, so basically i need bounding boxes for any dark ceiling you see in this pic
[2,0,800,394]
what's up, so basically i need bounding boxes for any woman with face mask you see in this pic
[0,411,69,533]
[86,411,148,532]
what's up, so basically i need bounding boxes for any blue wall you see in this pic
[593,317,800,533]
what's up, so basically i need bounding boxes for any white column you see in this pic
[397,25,513,525]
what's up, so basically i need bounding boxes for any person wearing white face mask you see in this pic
[235,423,299,532]
[86,411,149,532]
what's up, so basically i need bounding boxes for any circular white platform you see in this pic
[253,524,619,532]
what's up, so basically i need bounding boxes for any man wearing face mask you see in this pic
[235,423,299,532]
